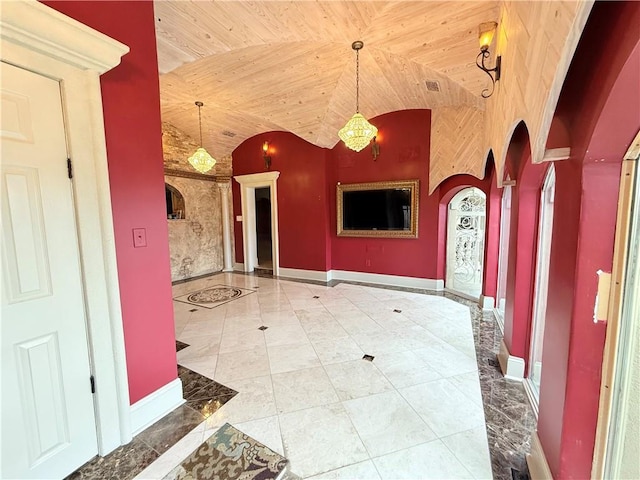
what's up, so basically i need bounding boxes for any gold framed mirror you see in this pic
[336,179,419,238]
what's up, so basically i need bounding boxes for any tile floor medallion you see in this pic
[164,422,287,480]
[174,284,256,309]
[78,273,536,479]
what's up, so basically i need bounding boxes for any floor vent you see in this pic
[221,130,236,137]
[487,358,500,368]
[511,468,531,480]
[362,354,375,362]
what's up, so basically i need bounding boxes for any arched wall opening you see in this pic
[444,188,487,299]
[525,2,640,478]
[501,121,548,371]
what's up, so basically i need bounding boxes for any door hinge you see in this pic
[67,158,73,179]
[90,375,96,394]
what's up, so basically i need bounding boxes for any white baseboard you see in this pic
[279,267,330,282]
[497,338,525,381]
[233,262,244,272]
[527,431,554,479]
[480,295,495,311]
[130,378,185,436]
[329,269,444,291]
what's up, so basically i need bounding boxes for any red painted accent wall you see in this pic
[329,110,436,278]
[536,2,640,477]
[482,161,501,300]
[42,1,177,404]
[232,111,437,279]
[232,132,331,271]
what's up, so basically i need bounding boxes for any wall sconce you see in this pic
[371,136,380,161]
[263,141,272,170]
[476,21,501,98]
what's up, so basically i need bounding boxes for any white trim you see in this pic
[233,262,245,272]
[497,338,525,381]
[279,267,330,282]
[527,431,554,480]
[523,378,540,419]
[217,183,233,272]
[234,171,280,277]
[493,308,505,334]
[480,295,495,311]
[542,147,571,162]
[130,378,185,437]
[0,0,128,73]
[1,0,131,455]
[329,270,443,290]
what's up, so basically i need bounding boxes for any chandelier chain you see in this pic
[198,103,204,146]
[355,47,360,113]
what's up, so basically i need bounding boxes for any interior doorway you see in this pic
[446,187,487,299]
[525,165,556,410]
[255,187,273,269]
[234,171,281,276]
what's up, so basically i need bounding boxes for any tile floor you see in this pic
[137,273,500,479]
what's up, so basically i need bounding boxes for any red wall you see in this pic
[42,1,177,404]
[232,110,439,280]
[534,3,640,477]
[232,131,331,271]
[329,110,436,278]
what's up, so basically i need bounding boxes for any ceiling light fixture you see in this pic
[338,41,378,152]
[188,101,216,173]
[476,22,502,98]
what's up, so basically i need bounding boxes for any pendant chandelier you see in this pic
[188,101,216,174]
[338,41,378,152]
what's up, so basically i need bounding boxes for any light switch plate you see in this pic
[133,228,147,248]
[236,215,243,222]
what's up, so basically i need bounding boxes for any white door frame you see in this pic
[523,164,556,416]
[1,1,132,454]
[445,187,486,299]
[234,171,280,276]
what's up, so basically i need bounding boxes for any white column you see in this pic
[218,182,234,272]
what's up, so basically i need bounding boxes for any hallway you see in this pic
[135,273,534,479]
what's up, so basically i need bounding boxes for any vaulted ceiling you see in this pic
[155,1,500,159]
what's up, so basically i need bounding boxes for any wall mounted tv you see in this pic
[336,180,419,238]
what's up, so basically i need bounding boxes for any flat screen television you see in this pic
[336,180,419,238]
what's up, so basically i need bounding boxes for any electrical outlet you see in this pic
[133,228,147,248]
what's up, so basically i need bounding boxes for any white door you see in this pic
[1,62,98,478]
[446,187,486,298]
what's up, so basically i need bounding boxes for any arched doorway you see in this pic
[446,187,487,298]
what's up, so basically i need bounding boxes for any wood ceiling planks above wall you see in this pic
[155,1,500,158]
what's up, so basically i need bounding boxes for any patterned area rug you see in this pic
[164,423,288,480]
[174,285,255,309]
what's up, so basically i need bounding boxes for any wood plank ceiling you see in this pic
[155,1,500,159]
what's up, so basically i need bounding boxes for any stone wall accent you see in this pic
[163,122,235,282]
[165,175,223,281]
[162,121,232,176]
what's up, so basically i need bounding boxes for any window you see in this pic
[165,183,185,219]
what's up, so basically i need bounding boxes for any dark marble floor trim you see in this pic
[67,365,238,479]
